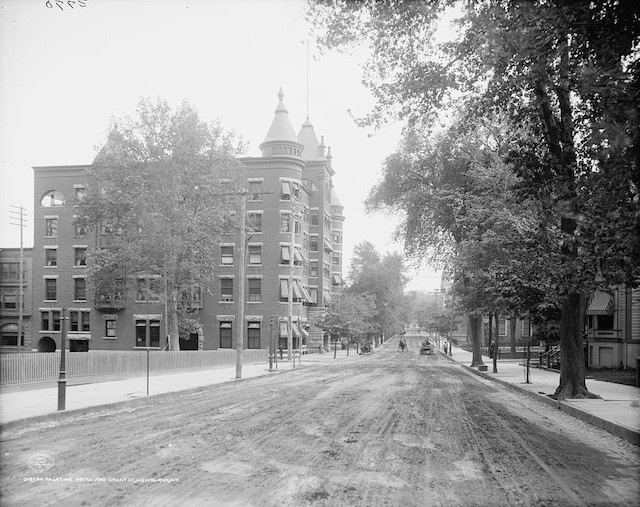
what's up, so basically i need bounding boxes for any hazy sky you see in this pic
[0,0,442,291]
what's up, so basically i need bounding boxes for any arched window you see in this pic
[40,190,66,207]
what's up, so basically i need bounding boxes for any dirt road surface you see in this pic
[2,337,639,506]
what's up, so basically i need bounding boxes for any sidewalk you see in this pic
[443,346,640,446]
[0,352,356,427]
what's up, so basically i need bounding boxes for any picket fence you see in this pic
[0,349,268,386]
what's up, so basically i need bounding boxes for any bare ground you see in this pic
[1,337,638,506]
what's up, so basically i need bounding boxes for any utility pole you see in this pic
[235,193,247,379]
[288,206,296,361]
[9,205,27,352]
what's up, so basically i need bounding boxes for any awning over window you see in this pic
[292,280,303,299]
[292,321,301,338]
[281,245,291,262]
[281,180,291,197]
[300,284,312,302]
[323,238,333,251]
[67,334,91,341]
[301,326,309,338]
[293,248,304,263]
[323,289,332,304]
[587,291,614,315]
[280,279,289,298]
[332,274,343,285]
[279,321,289,338]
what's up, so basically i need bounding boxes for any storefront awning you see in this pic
[586,291,614,315]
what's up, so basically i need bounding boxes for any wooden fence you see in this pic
[0,349,268,386]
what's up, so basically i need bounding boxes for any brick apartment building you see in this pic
[0,247,32,351]
[30,90,344,352]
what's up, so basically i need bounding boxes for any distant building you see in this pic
[29,89,344,352]
[0,247,32,351]
[586,286,640,369]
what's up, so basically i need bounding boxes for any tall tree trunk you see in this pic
[553,292,600,400]
[168,286,180,351]
[510,318,517,354]
[469,313,484,367]
[493,312,499,373]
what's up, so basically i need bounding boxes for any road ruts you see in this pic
[1,337,638,506]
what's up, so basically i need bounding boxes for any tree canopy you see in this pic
[309,0,640,399]
[75,98,246,350]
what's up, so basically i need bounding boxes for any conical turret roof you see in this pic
[298,119,322,160]
[261,88,302,147]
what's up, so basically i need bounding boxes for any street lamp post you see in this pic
[57,309,67,411]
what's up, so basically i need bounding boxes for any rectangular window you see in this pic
[247,322,260,349]
[247,212,262,233]
[136,320,146,347]
[136,277,160,301]
[149,320,160,347]
[69,310,90,332]
[279,279,289,302]
[221,245,234,265]
[311,210,318,226]
[74,222,87,237]
[45,218,58,237]
[332,253,341,265]
[280,213,291,233]
[522,319,530,337]
[310,237,318,252]
[74,278,87,301]
[2,290,17,309]
[303,232,309,250]
[45,248,57,267]
[74,247,87,266]
[220,278,233,302]
[498,318,506,336]
[248,245,262,265]
[135,318,161,348]
[292,182,300,201]
[45,278,57,300]
[248,278,261,302]
[280,245,291,264]
[52,310,61,331]
[105,318,117,338]
[310,262,318,277]
[249,180,263,201]
[309,288,318,305]
[219,321,233,348]
[333,233,341,244]
[1,262,19,280]
[281,180,291,200]
[41,310,61,331]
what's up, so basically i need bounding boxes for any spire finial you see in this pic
[278,87,284,101]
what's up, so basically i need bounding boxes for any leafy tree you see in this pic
[348,241,409,342]
[309,0,639,399]
[75,98,246,350]
[322,291,377,348]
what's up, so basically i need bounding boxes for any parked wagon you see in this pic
[420,339,433,355]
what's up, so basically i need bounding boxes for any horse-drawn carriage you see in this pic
[420,339,433,355]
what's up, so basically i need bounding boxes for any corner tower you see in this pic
[259,88,304,159]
